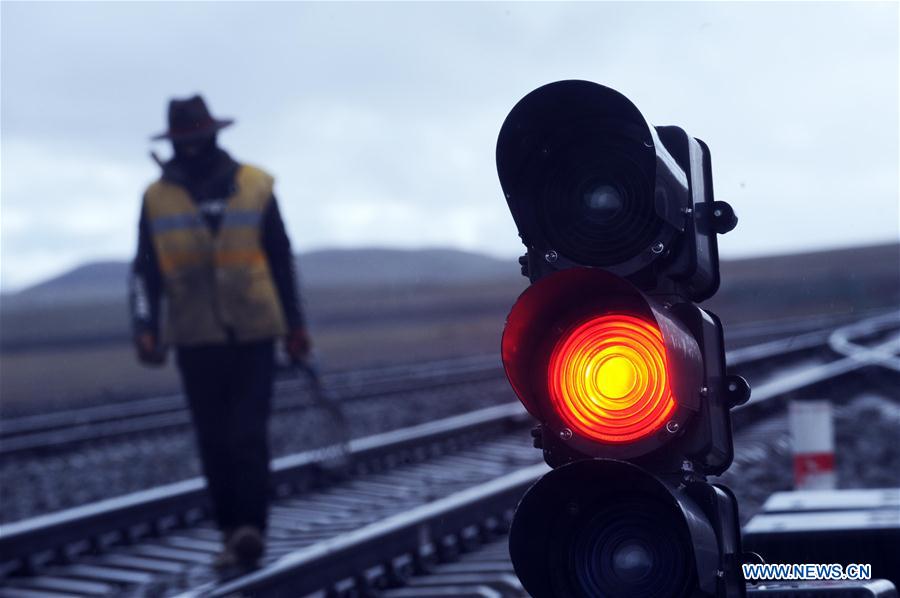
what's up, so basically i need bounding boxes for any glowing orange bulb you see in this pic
[547,314,675,443]
[595,355,638,399]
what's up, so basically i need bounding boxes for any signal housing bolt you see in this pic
[544,250,558,264]
[651,242,665,254]
[559,428,573,440]
[666,421,680,434]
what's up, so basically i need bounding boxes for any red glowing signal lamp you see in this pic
[502,268,703,458]
[548,314,676,443]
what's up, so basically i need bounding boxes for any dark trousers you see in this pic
[176,340,275,532]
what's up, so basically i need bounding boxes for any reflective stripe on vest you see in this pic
[144,165,288,346]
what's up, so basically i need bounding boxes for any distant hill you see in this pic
[6,242,898,307]
[712,242,899,316]
[1,248,519,308]
[0,243,896,353]
[720,243,899,284]
[5,261,130,305]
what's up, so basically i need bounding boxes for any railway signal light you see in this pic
[497,79,738,300]
[509,459,741,598]
[498,80,750,598]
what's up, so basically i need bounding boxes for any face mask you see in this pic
[172,135,219,174]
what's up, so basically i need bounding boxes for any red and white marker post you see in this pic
[789,399,836,490]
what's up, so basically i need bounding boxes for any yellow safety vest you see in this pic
[144,165,288,346]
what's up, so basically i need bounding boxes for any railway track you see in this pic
[0,355,503,458]
[0,312,897,597]
[0,404,541,596]
[0,309,884,459]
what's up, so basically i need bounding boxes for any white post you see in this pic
[789,399,836,490]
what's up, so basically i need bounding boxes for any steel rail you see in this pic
[182,465,548,598]
[0,357,506,457]
[1,314,897,597]
[2,315,893,557]
[723,308,888,344]
[0,354,500,440]
[0,403,531,570]
[182,387,894,598]
[0,314,864,458]
[732,317,900,428]
[168,315,900,598]
[3,308,885,442]
[829,310,900,372]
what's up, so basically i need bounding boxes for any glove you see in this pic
[135,331,167,367]
[286,327,312,364]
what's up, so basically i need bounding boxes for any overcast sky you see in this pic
[2,1,898,291]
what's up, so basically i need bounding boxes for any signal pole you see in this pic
[496,80,750,597]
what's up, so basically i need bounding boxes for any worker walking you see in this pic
[130,95,311,569]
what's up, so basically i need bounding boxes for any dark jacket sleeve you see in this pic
[261,195,306,331]
[130,198,163,337]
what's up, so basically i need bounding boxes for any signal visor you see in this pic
[502,267,703,461]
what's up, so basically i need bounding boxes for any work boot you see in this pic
[228,525,265,568]
[213,528,238,571]
[212,547,238,570]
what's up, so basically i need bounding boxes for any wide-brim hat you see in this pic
[151,95,234,141]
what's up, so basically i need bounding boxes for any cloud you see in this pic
[1,1,897,290]
[0,138,150,288]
